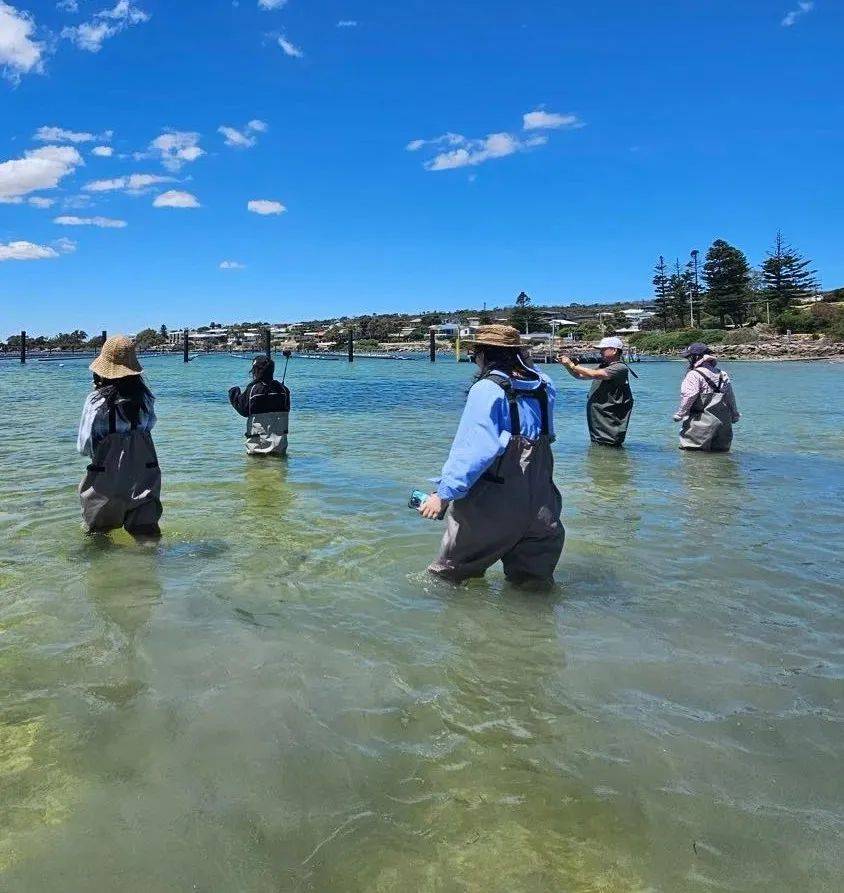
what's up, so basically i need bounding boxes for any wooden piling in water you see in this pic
[429,329,436,363]
[348,327,354,363]
[264,328,272,359]
[183,328,189,363]
[101,330,107,347]
[20,330,26,364]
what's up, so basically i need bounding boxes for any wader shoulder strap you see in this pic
[485,373,549,437]
[694,369,723,392]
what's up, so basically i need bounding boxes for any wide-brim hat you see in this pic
[467,324,523,348]
[90,334,143,379]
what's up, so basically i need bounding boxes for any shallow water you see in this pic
[0,354,842,892]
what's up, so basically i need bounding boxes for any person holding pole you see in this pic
[558,336,635,448]
[228,354,291,456]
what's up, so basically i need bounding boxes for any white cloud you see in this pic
[0,2,44,81]
[91,145,113,157]
[62,1,149,52]
[35,126,97,143]
[83,172,174,193]
[28,196,55,208]
[153,189,200,208]
[0,145,83,202]
[410,131,547,172]
[259,0,287,9]
[148,130,204,171]
[54,214,127,228]
[57,0,79,11]
[248,198,286,215]
[523,109,584,131]
[0,240,58,261]
[220,260,246,269]
[54,236,76,253]
[278,36,302,58]
[219,125,255,149]
[219,119,268,149]
[782,1,814,26]
[336,20,357,27]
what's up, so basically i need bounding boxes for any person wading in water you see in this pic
[77,335,162,538]
[228,355,291,456]
[419,325,564,588]
[558,336,635,447]
[673,342,740,452]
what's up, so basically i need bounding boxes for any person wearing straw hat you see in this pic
[558,336,635,447]
[76,335,162,537]
[419,324,564,587]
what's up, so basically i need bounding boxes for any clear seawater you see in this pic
[0,354,841,892]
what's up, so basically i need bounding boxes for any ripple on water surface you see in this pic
[0,356,842,891]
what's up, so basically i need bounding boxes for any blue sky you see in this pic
[1,0,842,337]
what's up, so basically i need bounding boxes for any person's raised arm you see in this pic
[558,356,611,380]
[228,383,251,417]
[673,369,701,420]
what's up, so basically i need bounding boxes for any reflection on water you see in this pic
[0,355,842,891]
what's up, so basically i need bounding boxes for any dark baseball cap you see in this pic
[682,342,710,357]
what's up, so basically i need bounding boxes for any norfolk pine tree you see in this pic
[761,231,819,314]
[652,256,672,329]
[702,239,752,327]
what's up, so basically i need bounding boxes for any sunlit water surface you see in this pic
[1,355,842,892]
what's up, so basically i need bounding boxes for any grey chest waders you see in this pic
[428,374,565,585]
[245,412,289,456]
[586,362,634,447]
[679,370,734,452]
[79,404,162,533]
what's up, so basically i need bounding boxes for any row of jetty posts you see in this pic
[16,328,631,365]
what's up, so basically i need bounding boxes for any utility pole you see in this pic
[690,249,700,328]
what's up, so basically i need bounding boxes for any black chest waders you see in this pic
[78,404,162,534]
[428,374,565,586]
[586,362,635,447]
[679,370,734,452]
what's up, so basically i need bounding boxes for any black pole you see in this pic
[264,328,271,359]
[348,326,354,363]
[429,328,436,363]
[20,330,26,364]
[183,328,189,363]
[101,329,107,347]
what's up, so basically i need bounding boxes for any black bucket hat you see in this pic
[682,342,710,357]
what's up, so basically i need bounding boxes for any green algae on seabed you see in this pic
[0,355,842,892]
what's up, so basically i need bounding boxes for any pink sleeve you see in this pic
[676,370,700,417]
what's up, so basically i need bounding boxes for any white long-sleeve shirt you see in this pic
[77,392,157,457]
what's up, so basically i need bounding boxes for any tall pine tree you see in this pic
[761,231,819,314]
[702,239,752,327]
[652,256,671,329]
[668,259,693,328]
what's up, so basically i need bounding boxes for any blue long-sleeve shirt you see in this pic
[436,372,556,502]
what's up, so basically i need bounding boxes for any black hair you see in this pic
[471,345,537,385]
[93,373,154,425]
[251,356,275,382]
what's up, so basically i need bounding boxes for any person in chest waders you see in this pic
[77,335,162,538]
[228,355,291,456]
[419,325,564,588]
[674,342,740,452]
[558,336,636,447]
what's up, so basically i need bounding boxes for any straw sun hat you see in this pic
[467,324,523,348]
[90,334,143,379]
